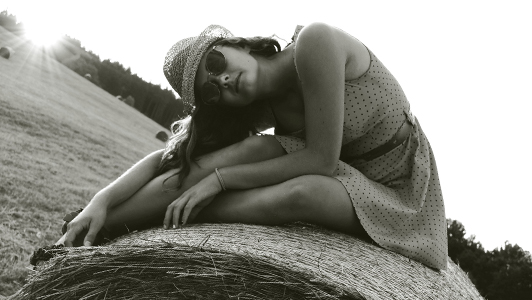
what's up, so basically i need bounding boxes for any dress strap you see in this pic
[292,25,304,43]
[285,25,304,48]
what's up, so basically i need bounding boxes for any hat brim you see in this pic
[181,25,233,115]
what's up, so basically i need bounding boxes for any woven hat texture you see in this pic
[14,223,483,300]
[163,25,233,115]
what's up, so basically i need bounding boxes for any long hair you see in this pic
[156,36,281,189]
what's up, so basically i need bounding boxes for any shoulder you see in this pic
[296,22,358,48]
[295,23,370,80]
[293,23,346,73]
[298,22,333,37]
[295,22,340,51]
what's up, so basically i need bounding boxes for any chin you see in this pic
[231,95,256,107]
[235,100,254,108]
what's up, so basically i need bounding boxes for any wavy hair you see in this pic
[156,36,281,189]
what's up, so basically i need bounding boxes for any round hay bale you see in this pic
[0,46,11,59]
[14,224,483,300]
[124,95,135,107]
[156,130,169,142]
[84,73,92,80]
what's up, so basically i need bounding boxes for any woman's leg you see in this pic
[103,135,287,236]
[99,134,365,239]
[195,175,367,236]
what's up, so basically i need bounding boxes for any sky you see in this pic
[3,0,531,253]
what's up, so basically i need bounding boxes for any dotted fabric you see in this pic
[273,49,448,270]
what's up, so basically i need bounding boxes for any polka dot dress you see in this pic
[273,49,448,270]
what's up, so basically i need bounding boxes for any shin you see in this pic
[104,135,285,236]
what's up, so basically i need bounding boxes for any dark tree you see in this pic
[1,11,185,128]
[447,219,532,299]
[0,10,23,35]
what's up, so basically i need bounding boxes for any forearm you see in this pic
[90,149,164,208]
[219,148,335,190]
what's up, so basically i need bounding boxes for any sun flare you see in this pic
[24,21,63,47]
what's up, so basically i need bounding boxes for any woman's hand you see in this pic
[63,203,107,247]
[164,172,223,229]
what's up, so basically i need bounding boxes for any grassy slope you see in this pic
[0,27,169,297]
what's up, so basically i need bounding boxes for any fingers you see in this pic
[173,196,190,228]
[163,195,196,229]
[163,198,183,229]
[163,199,178,229]
[164,180,218,229]
[63,223,83,247]
[172,201,181,229]
[83,221,103,247]
[181,199,199,225]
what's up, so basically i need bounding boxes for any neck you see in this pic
[253,45,298,103]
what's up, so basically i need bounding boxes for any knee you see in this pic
[273,176,321,215]
[237,135,285,161]
[158,168,181,191]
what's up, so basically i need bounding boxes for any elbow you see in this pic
[314,156,337,177]
[306,148,338,177]
[323,160,338,177]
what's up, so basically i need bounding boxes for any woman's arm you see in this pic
[221,22,354,188]
[91,149,165,208]
[167,23,370,226]
[63,149,164,246]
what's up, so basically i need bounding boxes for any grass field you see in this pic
[0,27,169,297]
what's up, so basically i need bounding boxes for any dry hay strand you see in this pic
[13,223,483,299]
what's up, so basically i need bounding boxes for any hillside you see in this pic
[0,26,170,296]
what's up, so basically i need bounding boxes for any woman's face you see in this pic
[194,44,259,107]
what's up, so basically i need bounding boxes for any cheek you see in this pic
[220,91,243,107]
[242,63,259,96]
[220,91,252,107]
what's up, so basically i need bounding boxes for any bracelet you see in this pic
[214,168,227,191]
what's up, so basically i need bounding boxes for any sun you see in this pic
[24,21,64,47]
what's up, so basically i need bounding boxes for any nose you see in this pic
[208,73,230,89]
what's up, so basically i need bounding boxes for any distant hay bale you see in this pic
[13,223,483,300]
[156,130,169,142]
[84,73,92,80]
[116,95,124,101]
[124,95,135,107]
[0,46,12,59]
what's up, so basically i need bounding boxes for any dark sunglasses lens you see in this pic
[206,50,225,75]
[201,82,220,105]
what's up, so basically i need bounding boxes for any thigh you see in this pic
[196,175,368,237]
[293,175,365,235]
[105,135,285,233]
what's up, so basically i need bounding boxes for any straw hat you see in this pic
[163,25,233,115]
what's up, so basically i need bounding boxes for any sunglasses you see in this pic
[200,46,226,105]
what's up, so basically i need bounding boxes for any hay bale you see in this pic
[124,95,135,107]
[156,130,169,142]
[13,223,483,299]
[0,46,12,59]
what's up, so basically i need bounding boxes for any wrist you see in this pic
[214,168,227,191]
[90,191,113,209]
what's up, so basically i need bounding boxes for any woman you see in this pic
[60,23,448,270]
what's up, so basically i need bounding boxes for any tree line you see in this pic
[2,10,532,299]
[1,10,185,129]
[447,219,532,299]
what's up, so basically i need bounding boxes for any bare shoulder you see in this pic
[296,22,370,81]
